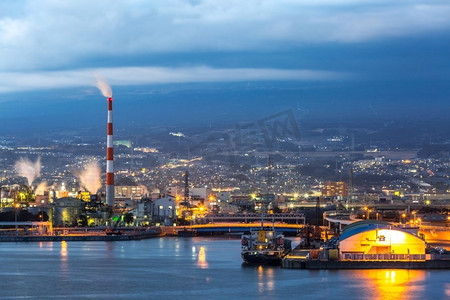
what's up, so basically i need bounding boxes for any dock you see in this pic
[0,227,164,242]
[282,247,450,269]
[282,257,450,269]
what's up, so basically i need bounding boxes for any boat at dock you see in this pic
[241,227,292,265]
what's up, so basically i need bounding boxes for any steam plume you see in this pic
[34,182,48,195]
[95,75,112,98]
[73,162,102,194]
[14,157,41,186]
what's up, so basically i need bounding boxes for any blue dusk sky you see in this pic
[0,0,449,134]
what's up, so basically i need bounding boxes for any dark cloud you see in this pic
[0,0,449,132]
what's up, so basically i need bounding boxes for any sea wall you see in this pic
[0,232,161,242]
[282,259,450,269]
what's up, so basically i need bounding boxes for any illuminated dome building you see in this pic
[339,220,426,260]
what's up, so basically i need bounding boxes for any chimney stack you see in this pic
[106,97,114,206]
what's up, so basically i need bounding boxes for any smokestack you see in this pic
[106,97,114,206]
[96,75,114,207]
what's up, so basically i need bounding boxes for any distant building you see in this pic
[115,185,146,199]
[134,198,154,225]
[217,201,239,214]
[190,187,210,201]
[322,182,348,197]
[35,192,50,205]
[378,196,393,204]
[255,194,275,206]
[217,191,230,202]
[166,186,184,198]
[189,187,213,209]
[153,196,176,225]
[230,195,251,203]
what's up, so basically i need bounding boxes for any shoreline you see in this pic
[0,233,163,242]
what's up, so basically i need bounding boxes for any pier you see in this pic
[0,225,164,242]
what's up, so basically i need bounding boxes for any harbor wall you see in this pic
[0,232,162,242]
[282,259,450,269]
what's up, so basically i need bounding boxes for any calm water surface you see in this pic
[0,237,448,299]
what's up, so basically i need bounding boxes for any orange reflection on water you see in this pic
[360,269,425,300]
[59,241,69,273]
[197,246,208,269]
[257,266,275,294]
[60,241,68,260]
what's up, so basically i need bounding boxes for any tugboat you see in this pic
[241,226,292,265]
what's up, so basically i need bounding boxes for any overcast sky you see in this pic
[0,0,449,133]
[0,0,449,91]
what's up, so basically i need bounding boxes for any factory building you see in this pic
[339,220,426,260]
[134,198,154,225]
[153,196,176,225]
[51,197,83,227]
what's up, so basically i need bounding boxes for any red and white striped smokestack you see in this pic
[96,75,114,207]
[106,97,114,207]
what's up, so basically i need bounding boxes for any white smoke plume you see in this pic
[34,182,48,195]
[14,157,41,186]
[95,75,112,98]
[73,162,102,194]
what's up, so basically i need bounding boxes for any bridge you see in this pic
[175,222,305,236]
[196,213,306,225]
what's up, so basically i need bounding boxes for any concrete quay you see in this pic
[0,228,163,242]
[282,258,450,269]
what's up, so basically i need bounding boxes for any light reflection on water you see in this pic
[257,265,274,293]
[60,240,67,259]
[59,240,68,275]
[361,269,425,300]
[197,246,208,269]
[0,237,447,299]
